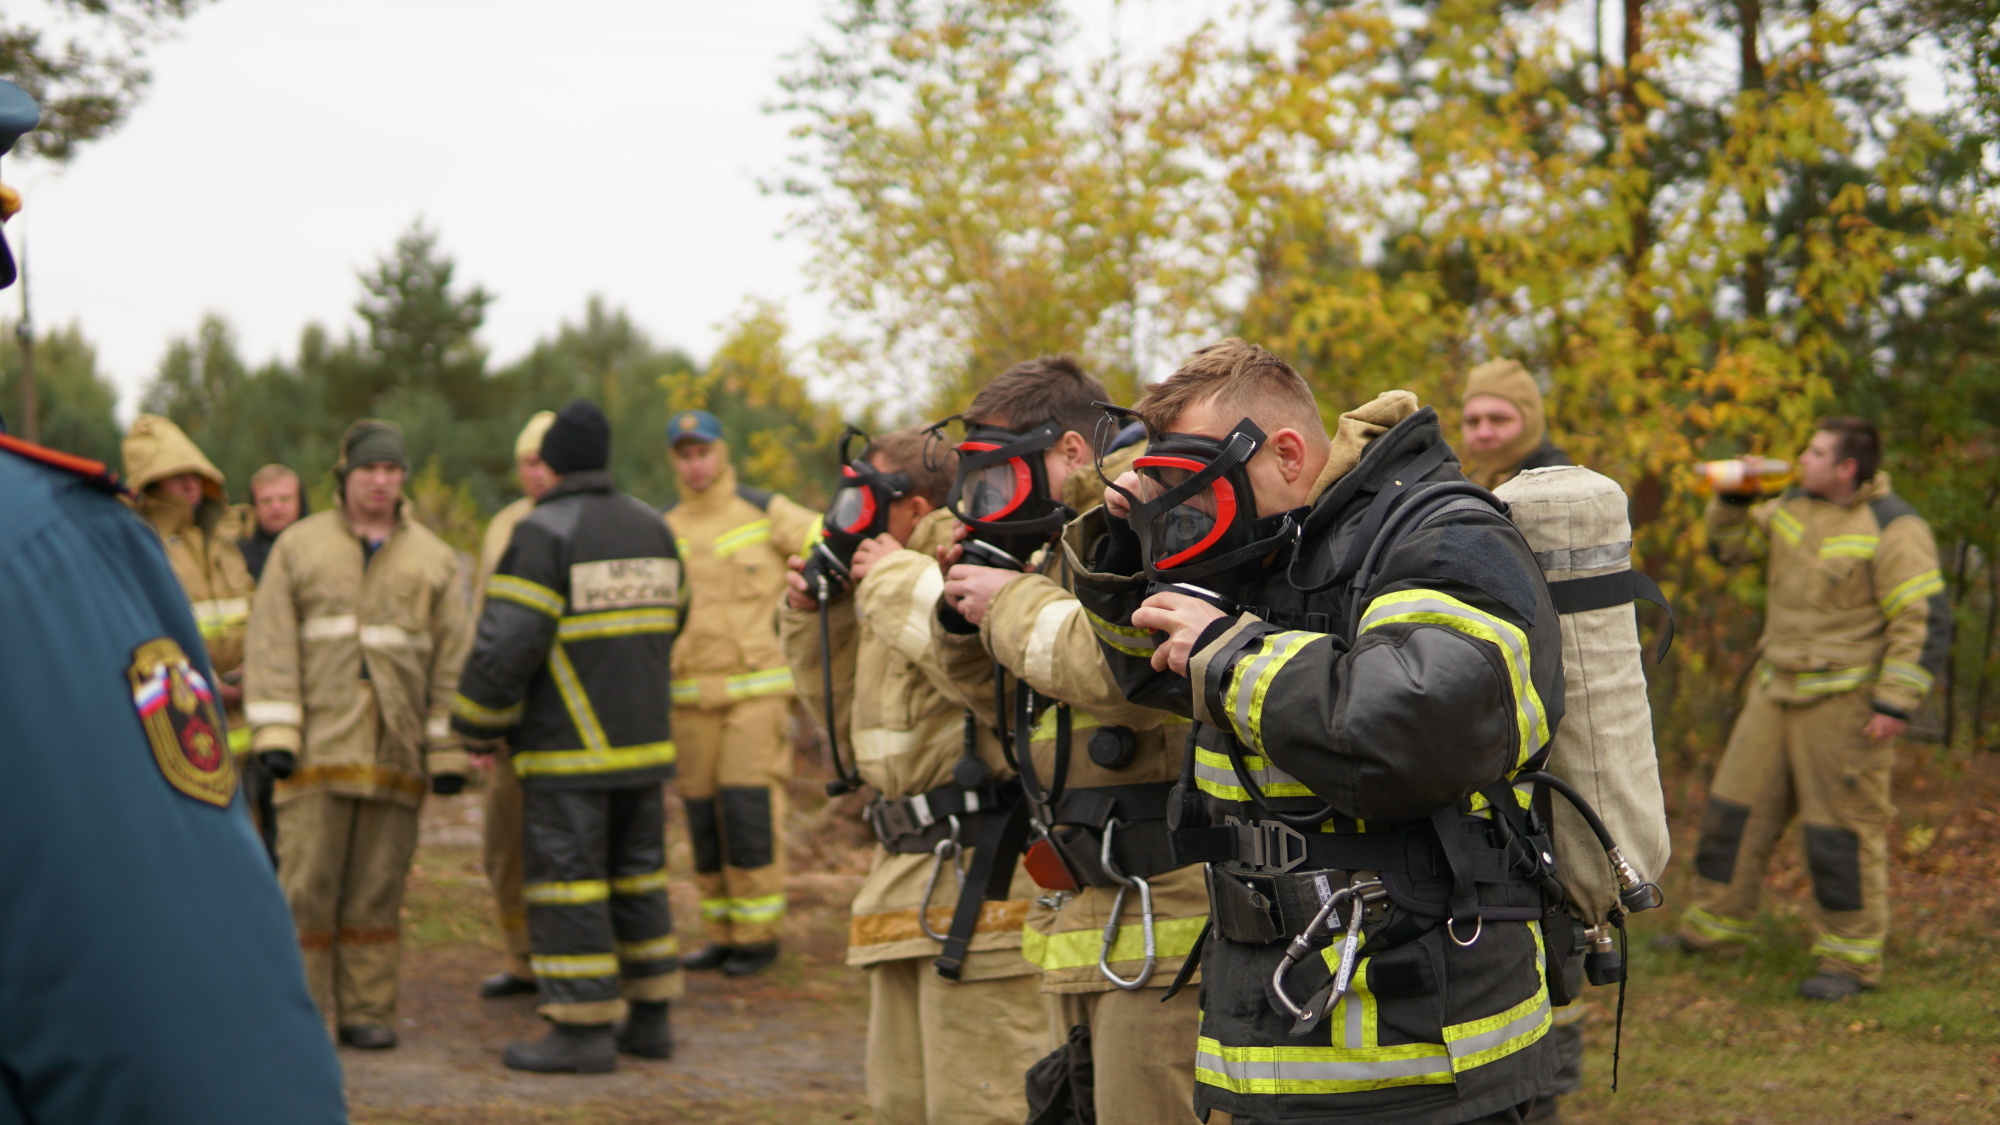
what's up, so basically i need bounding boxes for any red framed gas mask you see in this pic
[803,428,913,600]
[932,418,1074,570]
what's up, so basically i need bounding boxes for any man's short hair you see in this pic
[1818,416,1881,483]
[1133,338,1325,443]
[866,429,955,508]
[963,355,1107,441]
[249,463,300,498]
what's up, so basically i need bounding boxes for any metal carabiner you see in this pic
[1270,879,1386,1022]
[917,815,965,943]
[1096,819,1157,990]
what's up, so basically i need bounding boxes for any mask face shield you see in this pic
[935,419,1073,570]
[803,428,911,600]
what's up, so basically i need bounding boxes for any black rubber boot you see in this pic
[616,1001,674,1059]
[478,971,538,999]
[722,941,780,977]
[679,943,733,972]
[337,1025,398,1050]
[502,1023,617,1073]
[1799,972,1868,1001]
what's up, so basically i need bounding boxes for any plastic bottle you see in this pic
[1694,457,1792,495]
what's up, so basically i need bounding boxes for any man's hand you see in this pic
[850,534,900,585]
[942,564,1018,626]
[1864,713,1907,740]
[935,520,971,570]
[216,679,244,706]
[783,555,817,611]
[1129,590,1226,675]
[1105,471,1140,520]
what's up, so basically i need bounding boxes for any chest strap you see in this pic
[866,778,1021,853]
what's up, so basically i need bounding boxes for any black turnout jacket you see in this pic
[1068,406,1568,1125]
[451,471,685,790]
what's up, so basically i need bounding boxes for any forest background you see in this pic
[5,0,2000,764]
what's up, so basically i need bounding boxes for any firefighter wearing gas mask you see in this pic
[1068,340,1567,1125]
[779,429,1045,1125]
[928,357,1209,1125]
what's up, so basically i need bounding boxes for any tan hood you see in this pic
[1460,359,1547,488]
[1307,390,1420,504]
[123,414,225,498]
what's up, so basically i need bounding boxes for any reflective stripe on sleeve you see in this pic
[488,575,564,617]
[1880,659,1934,695]
[896,565,947,661]
[1771,508,1805,547]
[452,693,525,729]
[1192,746,1315,801]
[714,519,773,557]
[301,614,359,641]
[1085,607,1159,658]
[1818,534,1879,560]
[1359,590,1550,767]
[1221,630,1318,757]
[244,700,303,727]
[1022,600,1081,687]
[1881,569,1944,618]
[524,880,611,905]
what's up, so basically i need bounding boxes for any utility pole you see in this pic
[16,235,32,443]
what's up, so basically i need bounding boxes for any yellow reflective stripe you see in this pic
[1880,659,1934,695]
[714,518,773,557]
[1467,782,1535,814]
[610,870,670,896]
[1771,508,1804,547]
[524,880,610,905]
[1881,569,1944,618]
[1796,664,1875,695]
[1022,914,1209,971]
[558,607,679,642]
[1085,607,1159,658]
[1360,591,1550,767]
[671,680,701,706]
[531,953,619,979]
[1810,934,1884,965]
[1442,927,1550,1073]
[547,642,610,751]
[1192,746,1316,801]
[488,574,564,617]
[1818,534,1879,560]
[227,724,252,755]
[727,668,794,700]
[1030,706,1103,742]
[699,898,731,921]
[452,692,525,729]
[726,895,787,923]
[512,741,678,779]
[1222,630,1318,756]
[1682,907,1755,944]
[617,934,682,961]
[192,597,250,637]
[1196,1034,1452,1094]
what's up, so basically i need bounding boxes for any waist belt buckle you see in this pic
[1227,816,1308,873]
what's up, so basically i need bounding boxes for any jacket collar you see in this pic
[1801,471,1893,510]
[335,496,410,543]
[1306,405,1457,526]
[675,457,738,515]
[539,470,615,503]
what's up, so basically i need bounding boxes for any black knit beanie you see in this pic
[541,398,611,474]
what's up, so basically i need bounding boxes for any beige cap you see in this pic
[516,410,557,461]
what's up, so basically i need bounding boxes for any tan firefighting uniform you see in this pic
[931,448,1205,1125]
[475,495,536,981]
[122,415,258,759]
[781,509,1044,1125]
[244,503,471,1027]
[664,456,819,946]
[1680,474,1948,985]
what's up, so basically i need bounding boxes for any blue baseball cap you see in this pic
[666,409,723,447]
[0,80,40,291]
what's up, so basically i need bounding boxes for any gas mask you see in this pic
[802,428,913,602]
[934,419,1074,570]
[1098,407,1299,609]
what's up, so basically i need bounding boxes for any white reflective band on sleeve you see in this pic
[852,726,925,763]
[425,716,451,740]
[1022,600,1080,687]
[301,614,359,640]
[359,624,419,648]
[244,701,303,727]
[896,565,948,660]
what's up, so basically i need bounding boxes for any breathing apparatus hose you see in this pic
[1512,769,1664,915]
[817,574,864,797]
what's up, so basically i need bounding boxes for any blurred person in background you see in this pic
[239,462,307,582]
[1458,358,1570,491]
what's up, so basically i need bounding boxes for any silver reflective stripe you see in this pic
[301,614,358,640]
[1533,540,1631,572]
[360,624,419,648]
[1358,593,1547,759]
[245,701,302,726]
[1446,993,1552,1062]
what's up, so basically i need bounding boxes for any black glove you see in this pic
[431,774,466,796]
[258,750,296,780]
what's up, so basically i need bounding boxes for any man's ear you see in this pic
[1058,430,1094,471]
[1269,429,1310,484]
[906,494,935,520]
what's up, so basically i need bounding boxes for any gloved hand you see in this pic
[258,750,296,780]
[431,773,466,796]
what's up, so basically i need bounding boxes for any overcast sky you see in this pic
[8,0,1228,418]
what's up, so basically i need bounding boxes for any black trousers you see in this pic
[521,784,678,1020]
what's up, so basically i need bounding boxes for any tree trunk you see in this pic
[1736,0,1768,320]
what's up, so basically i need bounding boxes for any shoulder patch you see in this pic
[128,637,236,807]
[1868,494,1918,528]
[734,484,774,511]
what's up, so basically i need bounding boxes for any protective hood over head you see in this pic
[123,413,225,500]
[937,418,1072,570]
[514,410,557,460]
[802,427,915,600]
[1461,359,1546,487]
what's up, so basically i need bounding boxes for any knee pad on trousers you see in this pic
[719,786,775,869]
[1803,823,1864,913]
[1694,796,1751,884]
[683,797,722,874]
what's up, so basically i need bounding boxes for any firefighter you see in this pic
[778,429,1046,1124]
[0,73,347,1120]
[239,462,307,582]
[244,419,473,1049]
[473,409,558,1000]
[1459,358,1569,490]
[927,357,1208,1125]
[663,409,820,975]
[1074,340,1565,1124]
[1675,417,1947,1000]
[122,414,257,761]
[453,399,685,1073]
